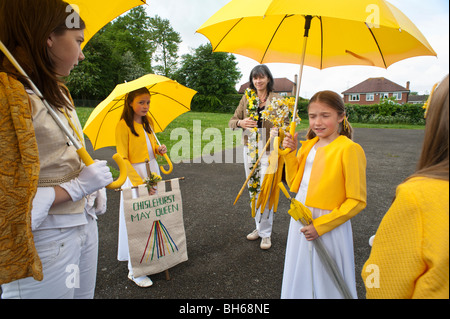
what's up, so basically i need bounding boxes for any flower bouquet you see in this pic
[143,172,162,192]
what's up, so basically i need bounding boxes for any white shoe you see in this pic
[128,273,153,287]
[246,229,259,241]
[260,237,271,250]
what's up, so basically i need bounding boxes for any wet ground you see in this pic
[90,127,424,302]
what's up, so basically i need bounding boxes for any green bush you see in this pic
[346,99,425,125]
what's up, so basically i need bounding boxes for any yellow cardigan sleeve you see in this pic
[115,121,144,186]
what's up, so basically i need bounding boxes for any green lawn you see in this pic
[77,107,424,165]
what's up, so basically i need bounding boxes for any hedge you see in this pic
[192,94,426,125]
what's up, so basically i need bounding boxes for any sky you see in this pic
[143,0,449,98]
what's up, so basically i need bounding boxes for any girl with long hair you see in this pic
[1,0,113,298]
[115,87,167,287]
[362,75,449,299]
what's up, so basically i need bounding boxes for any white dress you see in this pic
[281,146,358,299]
[117,133,160,264]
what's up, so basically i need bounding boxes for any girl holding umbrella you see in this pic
[115,87,167,287]
[0,0,113,298]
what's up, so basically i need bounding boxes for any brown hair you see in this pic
[408,74,449,181]
[121,87,154,137]
[0,0,85,110]
[306,90,353,140]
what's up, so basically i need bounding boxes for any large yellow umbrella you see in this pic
[83,74,197,174]
[198,0,436,213]
[68,0,147,48]
[197,0,436,146]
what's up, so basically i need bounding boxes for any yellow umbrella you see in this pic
[68,0,147,48]
[198,0,436,212]
[83,74,197,174]
[197,0,436,152]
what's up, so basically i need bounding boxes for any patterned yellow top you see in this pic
[0,73,42,284]
[362,177,449,299]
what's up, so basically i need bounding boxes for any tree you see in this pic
[150,15,181,78]
[175,43,241,111]
[66,7,154,100]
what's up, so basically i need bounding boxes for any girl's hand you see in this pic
[301,224,319,241]
[149,187,156,195]
[158,144,167,155]
[282,132,298,153]
[270,127,279,138]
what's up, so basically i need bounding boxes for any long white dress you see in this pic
[281,146,358,299]
[117,133,160,265]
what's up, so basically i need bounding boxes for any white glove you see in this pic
[369,235,375,247]
[31,187,55,230]
[85,188,107,217]
[60,160,113,202]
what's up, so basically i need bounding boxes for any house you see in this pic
[342,77,410,105]
[407,94,428,105]
[238,77,296,96]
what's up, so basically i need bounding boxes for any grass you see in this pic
[77,107,425,165]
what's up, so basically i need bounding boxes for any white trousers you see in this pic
[1,215,98,299]
[243,145,274,238]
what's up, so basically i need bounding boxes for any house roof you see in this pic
[238,77,295,94]
[408,94,428,103]
[342,77,409,94]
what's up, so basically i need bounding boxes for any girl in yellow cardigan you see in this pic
[115,87,167,287]
[362,75,449,299]
[281,90,367,299]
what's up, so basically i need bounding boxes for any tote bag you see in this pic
[122,178,188,277]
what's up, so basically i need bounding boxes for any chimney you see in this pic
[406,81,410,90]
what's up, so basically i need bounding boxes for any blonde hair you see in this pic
[408,74,449,181]
[306,90,353,140]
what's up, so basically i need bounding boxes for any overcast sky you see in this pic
[144,0,449,98]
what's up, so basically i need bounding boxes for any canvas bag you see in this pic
[122,178,188,277]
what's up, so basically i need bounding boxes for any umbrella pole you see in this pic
[0,40,127,190]
[278,15,313,156]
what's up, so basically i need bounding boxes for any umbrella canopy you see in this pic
[69,0,147,48]
[196,0,436,69]
[83,74,197,150]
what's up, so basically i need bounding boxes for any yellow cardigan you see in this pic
[115,118,161,186]
[362,177,449,299]
[284,135,367,236]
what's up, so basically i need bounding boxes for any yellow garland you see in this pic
[245,88,261,216]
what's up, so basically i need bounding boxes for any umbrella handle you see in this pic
[77,148,127,189]
[277,122,297,156]
[160,153,173,175]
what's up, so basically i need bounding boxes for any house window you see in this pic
[349,94,360,101]
[381,93,389,99]
[393,92,402,100]
[366,93,374,101]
